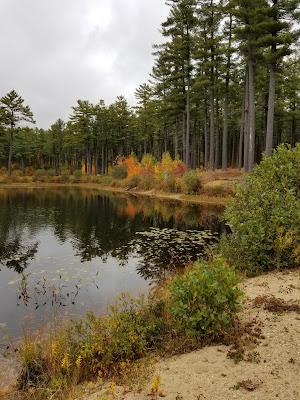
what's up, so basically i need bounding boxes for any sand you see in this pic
[80,269,300,400]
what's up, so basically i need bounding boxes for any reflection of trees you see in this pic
[0,189,224,267]
[0,238,38,273]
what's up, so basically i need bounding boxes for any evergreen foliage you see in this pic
[221,144,300,273]
[0,1,299,174]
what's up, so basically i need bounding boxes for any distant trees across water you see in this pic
[0,0,299,175]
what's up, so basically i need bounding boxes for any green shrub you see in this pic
[45,169,56,177]
[14,169,23,176]
[182,170,201,194]
[73,169,82,178]
[34,169,46,177]
[160,173,177,192]
[168,257,242,338]
[0,166,7,176]
[32,169,47,182]
[112,164,128,180]
[139,173,156,190]
[126,175,141,189]
[20,294,166,391]
[60,173,70,183]
[221,144,300,274]
[99,175,114,186]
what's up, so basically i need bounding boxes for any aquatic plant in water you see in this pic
[131,228,217,280]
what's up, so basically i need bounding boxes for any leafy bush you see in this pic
[0,166,7,176]
[60,173,70,183]
[159,172,177,192]
[45,169,56,177]
[71,169,82,183]
[139,173,156,190]
[25,166,35,176]
[168,257,242,338]
[141,154,156,175]
[126,174,142,189]
[20,294,166,392]
[221,144,300,274]
[182,170,201,194]
[14,169,23,176]
[18,258,243,398]
[34,169,46,177]
[111,164,128,180]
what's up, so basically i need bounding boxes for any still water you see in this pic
[0,188,223,340]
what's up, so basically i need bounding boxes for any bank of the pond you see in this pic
[2,268,299,400]
[82,269,300,400]
[0,182,230,206]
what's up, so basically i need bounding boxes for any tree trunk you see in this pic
[8,130,13,176]
[238,97,245,170]
[209,87,215,170]
[101,144,105,174]
[87,149,92,176]
[222,14,232,170]
[186,90,190,167]
[265,64,276,156]
[203,104,208,169]
[244,71,249,171]
[215,97,220,169]
[182,113,186,163]
[20,157,25,175]
[248,52,256,172]
[174,119,179,158]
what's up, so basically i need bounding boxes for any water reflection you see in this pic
[0,239,38,273]
[0,188,224,338]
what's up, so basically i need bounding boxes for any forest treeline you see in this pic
[0,0,299,176]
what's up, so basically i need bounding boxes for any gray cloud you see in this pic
[0,0,168,128]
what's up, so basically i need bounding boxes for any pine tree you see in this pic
[261,0,300,156]
[230,0,267,171]
[0,90,35,175]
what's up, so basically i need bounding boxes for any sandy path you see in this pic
[81,269,300,400]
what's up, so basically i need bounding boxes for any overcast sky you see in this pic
[0,0,168,128]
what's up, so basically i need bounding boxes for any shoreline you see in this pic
[2,269,299,399]
[0,182,229,206]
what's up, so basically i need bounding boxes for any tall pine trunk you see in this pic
[248,52,256,172]
[244,71,249,171]
[209,87,215,169]
[222,14,232,170]
[238,90,245,169]
[265,64,276,156]
[8,129,13,176]
[186,90,190,167]
[204,105,209,169]
[215,97,220,169]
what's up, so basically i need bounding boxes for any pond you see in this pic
[0,188,224,341]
